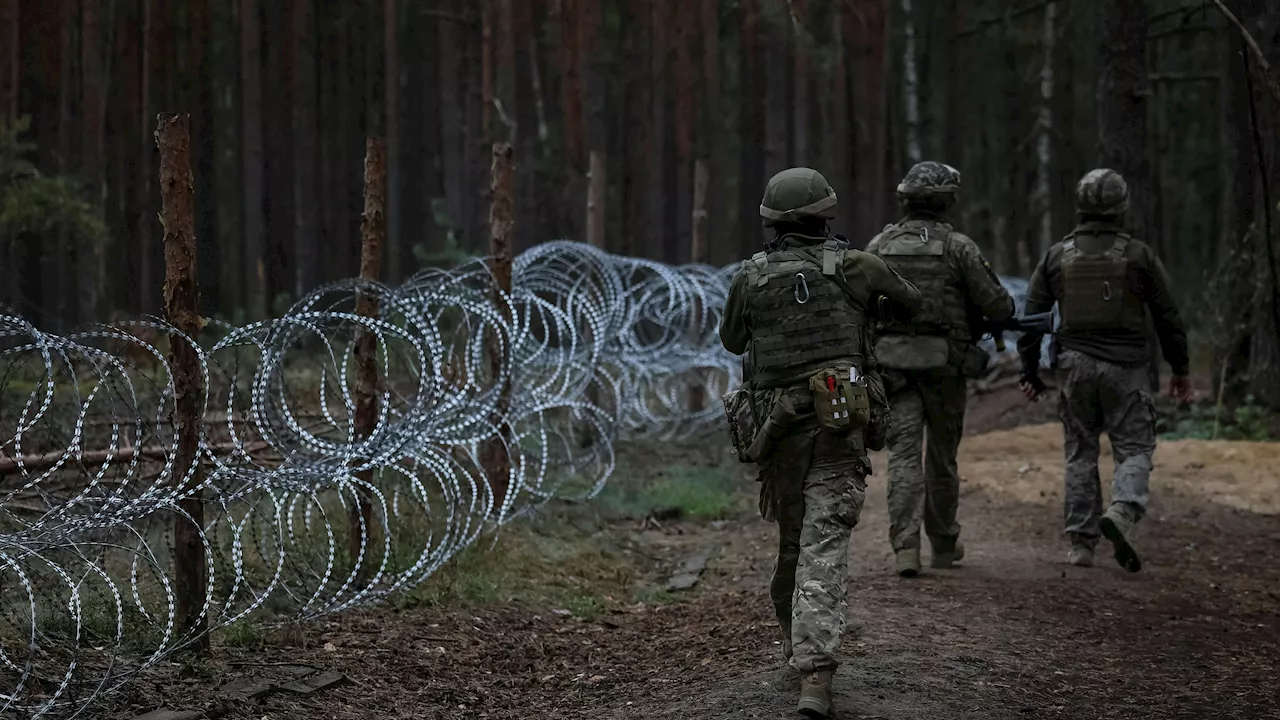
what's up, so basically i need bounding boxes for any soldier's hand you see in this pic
[1019,374,1047,402]
[1169,374,1191,406]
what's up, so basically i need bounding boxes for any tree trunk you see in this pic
[648,0,670,261]
[845,0,889,244]
[0,0,16,122]
[241,0,266,319]
[438,0,465,246]
[383,0,400,283]
[763,9,787,178]
[699,0,724,264]
[739,0,764,256]
[901,0,922,166]
[80,0,106,321]
[156,112,210,654]
[1097,0,1156,244]
[1035,0,1057,260]
[215,0,243,314]
[291,0,318,298]
[674,0,696,259]
[586,150,606,249]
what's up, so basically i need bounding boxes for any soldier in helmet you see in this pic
[865,161,1014,578]
[1018,168,1190,571]
[721,167,920,718]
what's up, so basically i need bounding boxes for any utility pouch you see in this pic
[743,393,800,463]
[808,366,871,432]
[874,335,950,370]
[959,343,992,379]
[722,385,758,463]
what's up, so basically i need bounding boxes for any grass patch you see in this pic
[397,517,635,618]
[592,447,749,521]
[1159,397,1279,442]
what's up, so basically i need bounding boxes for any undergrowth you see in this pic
[1158,397,1278,442]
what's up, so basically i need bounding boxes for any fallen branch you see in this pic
[0,439,273,476]
[1213,0,1280,106]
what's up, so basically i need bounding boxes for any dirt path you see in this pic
[116,422,1280,720]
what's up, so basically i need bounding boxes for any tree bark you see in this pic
[481,142,514,515]
[351,136,384,577]
[739,0,764,256]
[383,0,401,283]
[1035,0,1057,260]
[0,0,16,122]
[80,0,106,321]
[292,0,318,298]
[240,0,266,319]
[586,150,606,249]
[1097,0,1157,244]
[845,0,889,244]
[438,0,466,246]
[699,0,724,264]
[901,0,922,165]
[156,113,210,654]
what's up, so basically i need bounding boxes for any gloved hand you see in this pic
[1019,372,1047,402]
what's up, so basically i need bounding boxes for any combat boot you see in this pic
[1067,543,1094,567]
[1100,507,1141,573]
[929,537,965,569]
[894,547,921,578]
[797,669,835,718]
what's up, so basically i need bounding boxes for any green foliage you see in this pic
[594,460,744,521]
[0,116,109,257]
[1159,397,1277,442]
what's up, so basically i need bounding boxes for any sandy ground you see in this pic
[109,402,1280,720]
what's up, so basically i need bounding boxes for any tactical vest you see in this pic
[869,220,971,341]
[1058,232,1146,334]
[744,238,868,388]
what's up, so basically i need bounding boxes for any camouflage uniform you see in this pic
[721,168,920,709]
[1018,169,1189,571]
[865,162,1013,575]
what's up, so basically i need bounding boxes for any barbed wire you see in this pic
[0,240,737,717]
[0,240,1033,717]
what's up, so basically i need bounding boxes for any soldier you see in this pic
[1017,168,1191,571]
[865,162,1014,578]
[720,167,920,718]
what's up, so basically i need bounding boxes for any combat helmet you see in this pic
[1075,168,1129,216]
[759,168,838,227]
[896,161,962,203]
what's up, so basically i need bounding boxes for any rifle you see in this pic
[978,311,1055,353]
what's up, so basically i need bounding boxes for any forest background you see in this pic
[0,0,1278,409]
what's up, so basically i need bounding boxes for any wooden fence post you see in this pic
[350,137,385,578]
[156,112,209,653]
[689,158,710,412]
[481,142,514,514]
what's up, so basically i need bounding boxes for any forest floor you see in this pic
[111,383,1280,720]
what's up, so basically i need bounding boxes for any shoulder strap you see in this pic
[1110,234,1130,258]
[820,238,848,276]
[751,251,769,286]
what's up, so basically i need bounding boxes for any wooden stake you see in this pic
[350,137,385,577]
[156,112,209,653]
[689,159,710,412]
[586,150,606,249]
[481,142,514,514]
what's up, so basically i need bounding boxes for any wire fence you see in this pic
[0,240,736,718]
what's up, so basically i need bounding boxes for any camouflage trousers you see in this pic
[762,426,870,673]
[883,370,967,552]
[1056,350,1154,543]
